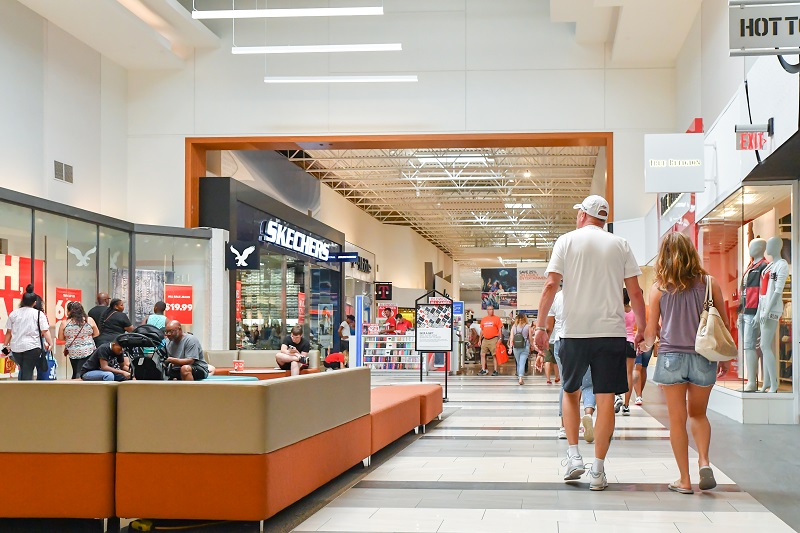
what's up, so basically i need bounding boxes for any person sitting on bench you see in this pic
[277,325,310,376]
[80,340,131,381]
[164,320,209,381]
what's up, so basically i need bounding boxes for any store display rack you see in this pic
[363,334,420,373]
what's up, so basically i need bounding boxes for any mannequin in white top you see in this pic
[758,237,789,393]
[740,238,767,392]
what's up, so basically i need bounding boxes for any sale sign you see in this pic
[164,284,193,325]
[0,255,44,342]
[54,287,83,345]
[235,281,242,321]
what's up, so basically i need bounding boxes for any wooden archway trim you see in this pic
[185,132,614,228]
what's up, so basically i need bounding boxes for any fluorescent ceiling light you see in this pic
[417,155,494,165]
[193,6,383,19]
[264,75,418,84]
[233,43,402,55]
[504,203,533,209]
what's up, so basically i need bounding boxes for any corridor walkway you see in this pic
[296,374,794,532]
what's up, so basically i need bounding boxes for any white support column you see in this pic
[209,228,230,350]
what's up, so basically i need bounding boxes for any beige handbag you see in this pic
[695,275,737,361]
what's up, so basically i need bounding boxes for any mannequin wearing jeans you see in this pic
[739,238,767,392]
[758,237,789,393]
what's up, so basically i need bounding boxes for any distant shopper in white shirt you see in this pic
[338,314,355,361]
[533,195,646,491]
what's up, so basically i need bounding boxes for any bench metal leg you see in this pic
[437,414,442,420]
[414,426,419,434]
[260,519,264,532]
[422,424,426,434]
[105,517,121,533]
[362,456,371,468]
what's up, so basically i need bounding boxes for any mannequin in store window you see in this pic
[739,238,767,392]
[758,237,789,393]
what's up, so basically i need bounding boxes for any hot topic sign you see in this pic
[164,284,193,325]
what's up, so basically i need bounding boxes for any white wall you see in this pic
[0,2,128,218]
[120,0,677,225]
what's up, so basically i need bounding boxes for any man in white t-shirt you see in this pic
[338,314,356,362]
[533,195,646,491]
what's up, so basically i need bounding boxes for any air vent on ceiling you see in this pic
[54,161,73,183]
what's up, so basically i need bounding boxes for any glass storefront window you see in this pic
[0,202,33,344]
[99,226,131,312]
[34,212,99,332]
[134,235,210,345]
[237,252,285,349]
[698,185,793,392]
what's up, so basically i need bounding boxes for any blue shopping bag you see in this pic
[37,351,58,381]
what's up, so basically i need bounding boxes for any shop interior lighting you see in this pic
[234,43,402,55]
[264,75,418,83]
[193,6,384,19]
[504,203,533,209]
[416,155,494,165]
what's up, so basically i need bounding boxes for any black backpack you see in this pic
[512,326,527,349]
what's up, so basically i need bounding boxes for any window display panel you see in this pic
[99,226,130,312]
[698,185,793,392]
[134,235,209,345]
[237,252,285,350]
[311,264,340,355]
[0,202,33,345]
[34,212,98,334]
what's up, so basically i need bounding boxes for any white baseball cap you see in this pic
[573,195,609,221]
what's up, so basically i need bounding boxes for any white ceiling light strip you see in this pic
[234,43,402,55]
[193,6,384,19]
[264,75,418,84]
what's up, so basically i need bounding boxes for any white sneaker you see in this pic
[635,396,643,406]
[557,427,567,439]
[582,414,595,443]
[562,454,585,480]
[614,395,623,413]
[589,469,608,491]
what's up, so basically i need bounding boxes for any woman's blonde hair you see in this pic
[514,312,528,328]
[654,232,707,292]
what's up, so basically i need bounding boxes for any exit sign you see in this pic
[737,131,767,151]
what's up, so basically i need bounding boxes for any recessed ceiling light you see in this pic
[264,75,418,83]
[233,43,402,55]
[193,6,384,19]
[523,170,531,178]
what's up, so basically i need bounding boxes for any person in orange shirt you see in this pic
[479,305,503,376]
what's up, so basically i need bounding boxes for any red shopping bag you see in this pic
[495,342,509,365]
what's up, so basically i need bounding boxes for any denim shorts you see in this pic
[634,347,653,368]
[652,351,717,387]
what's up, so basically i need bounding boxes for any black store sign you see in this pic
[375,282,393,301]
[226,240,260,270]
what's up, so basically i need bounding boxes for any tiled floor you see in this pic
[294,372,796,532]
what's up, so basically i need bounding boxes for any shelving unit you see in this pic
[362,334,420,373]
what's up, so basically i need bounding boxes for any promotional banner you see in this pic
[164,284,193,325]
[415,304,453,351]
[378,304,398,332]
[0,255,44,342]
[235,281,242,321]
[54,288,83,345]
[298,292,305,324]
[516,265,548,309]
[480,268,517,309]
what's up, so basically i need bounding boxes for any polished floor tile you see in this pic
[291,374,796,532]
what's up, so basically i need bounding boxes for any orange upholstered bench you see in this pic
[0,382,117,521]
[115,368,370,530]
[391,384,443,432]
[369,387,421,459]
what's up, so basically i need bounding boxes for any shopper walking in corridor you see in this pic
[640,232,730,494]
[534,195,646,491]
[510,312,532,385]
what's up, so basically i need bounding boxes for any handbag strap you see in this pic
[704,275,713,311]
[35,310,44,351]
[65,321,87,350]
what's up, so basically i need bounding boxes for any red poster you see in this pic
[298,292,305,324]
[235,281,242,321]
[0,255,44,343]
[164,284,193,325]
[54,287,83,345]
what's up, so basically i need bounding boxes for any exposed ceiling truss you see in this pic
[282,146,599,260]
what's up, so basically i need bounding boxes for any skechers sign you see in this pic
[259,219,331,261]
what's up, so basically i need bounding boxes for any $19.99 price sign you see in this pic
[164,284,193,325]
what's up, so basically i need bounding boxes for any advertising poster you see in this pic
[298,292,305,324]
[54,287,83,346]
[516,265,548,309]
[415,304,453,351]
[0,255,44,342]
[235,281,242,321]
[164,284,193,325]
[480,268,517,309]
[378,304,398,333]
[318,304,332,334]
